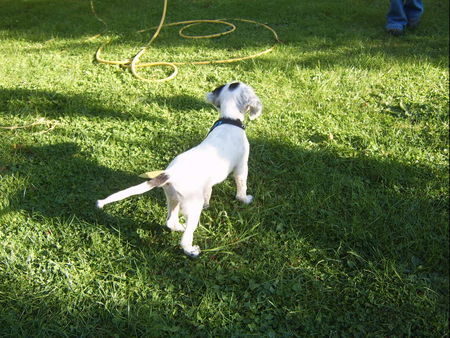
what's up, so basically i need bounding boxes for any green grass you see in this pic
[0,0,448,336]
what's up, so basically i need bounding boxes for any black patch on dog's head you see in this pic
[212,84,225,96]
[229,82,240,91]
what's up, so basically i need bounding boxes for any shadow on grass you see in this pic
[2,142,142,219]
[250,137,448,263]
[1,131,448,335]
[0,88,166,123]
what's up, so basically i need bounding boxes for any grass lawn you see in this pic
[0,0,448,335]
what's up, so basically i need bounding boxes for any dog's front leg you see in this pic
[180,200,203,257]
[233,162,253,204]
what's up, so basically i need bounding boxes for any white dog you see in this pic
[96,82,262,257]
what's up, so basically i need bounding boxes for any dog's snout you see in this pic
[205,92,214,103]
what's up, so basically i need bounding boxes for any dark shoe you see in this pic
[407,19,420,29]
[387,28,404,36]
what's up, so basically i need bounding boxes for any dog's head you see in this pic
[206,82,262,120]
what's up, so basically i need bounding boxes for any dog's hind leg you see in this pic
[180,199,203,257]
[164,187,185,232]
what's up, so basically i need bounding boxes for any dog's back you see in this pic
[165,124,249,196]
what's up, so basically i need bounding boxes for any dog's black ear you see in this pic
[236,85,262,120]
[212,84,225,96]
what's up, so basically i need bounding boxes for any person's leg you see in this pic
[404,0,424,27]
[386,0,407,34]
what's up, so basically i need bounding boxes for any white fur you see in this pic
[97,82,262,257]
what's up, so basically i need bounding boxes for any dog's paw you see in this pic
[167,222,186,232]
[183,245,201,258]
[96,200,105,209]
[237,195,253,204]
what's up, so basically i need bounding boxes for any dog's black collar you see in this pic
[208,118,245,135]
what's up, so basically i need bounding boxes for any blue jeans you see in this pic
[386,0,424,30]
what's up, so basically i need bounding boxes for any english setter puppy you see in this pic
[97,82,262,257]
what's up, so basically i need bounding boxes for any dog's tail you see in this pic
[96,173,169,209]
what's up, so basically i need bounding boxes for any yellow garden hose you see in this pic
[90,0,280,82]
